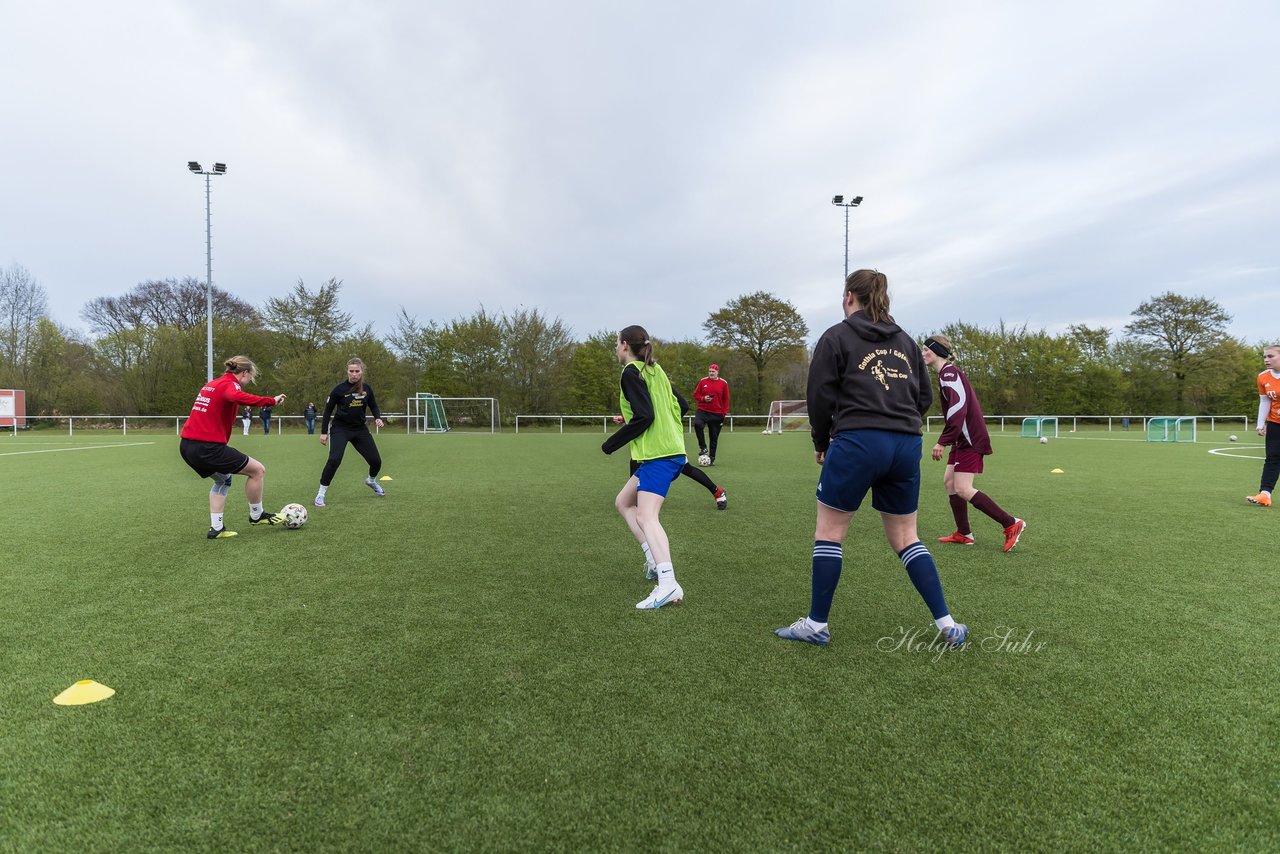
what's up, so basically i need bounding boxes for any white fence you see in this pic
[513,414,770,433]
[5,414,393,437]
[923,414,1251,436]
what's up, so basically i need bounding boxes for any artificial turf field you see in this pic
[1,425,1276,851]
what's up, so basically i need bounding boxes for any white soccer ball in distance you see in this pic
[1229,435,1238,442]
[281,502,308,529]
[1039,437,1048,444]
[697,453,712,467]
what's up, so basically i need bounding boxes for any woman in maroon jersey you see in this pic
[922,334,1026,553]
[179,355,288,540]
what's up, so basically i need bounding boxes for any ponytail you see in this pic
[618,325,655,366]
[845,269,892,323]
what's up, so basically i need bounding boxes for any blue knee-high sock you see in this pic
[809,540,843,623]
[899,541,950,619]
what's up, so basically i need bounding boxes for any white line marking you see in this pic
[0,442,156,458]
[1207,447,1266,460]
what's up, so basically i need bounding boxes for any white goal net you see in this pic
[405,395,500,433]
[764,400,808,433]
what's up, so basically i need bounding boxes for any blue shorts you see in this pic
[816,430,921,515]
[634,456,686,497]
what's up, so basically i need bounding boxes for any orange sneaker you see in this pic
[938,532,975,545]
[1002,519,1026,552]
[1246,493,1272,507]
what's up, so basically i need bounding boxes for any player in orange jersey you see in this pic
[1246,344,1280,507]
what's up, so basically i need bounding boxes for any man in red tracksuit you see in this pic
[179,355,288,540]
[692,363,730,465]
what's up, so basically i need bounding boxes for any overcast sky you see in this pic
[2,1,1276,350]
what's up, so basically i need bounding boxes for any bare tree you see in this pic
[0,263,50,386]
[81,277,259,336]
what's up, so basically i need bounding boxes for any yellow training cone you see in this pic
[54,679,115,706]
[1051,468,1064,474]
[379,476,392,481]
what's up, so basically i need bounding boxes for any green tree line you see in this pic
[0,264,1266,421]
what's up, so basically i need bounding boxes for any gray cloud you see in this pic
[1,1,1275,352]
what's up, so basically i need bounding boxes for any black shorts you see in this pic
[180,438,250,479]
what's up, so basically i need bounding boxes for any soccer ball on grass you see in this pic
[1039,437,1048,444]
[1229,435,1238,442]
[697,453,712,467]
[281,503,308,529]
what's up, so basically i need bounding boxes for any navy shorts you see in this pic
[180,438,250,479]
[816,430,922,515]
[634,456,686,497]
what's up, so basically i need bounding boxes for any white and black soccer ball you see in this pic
[1229,435,1238,442]
[1039,437,1048,444]
[697,453,712,467]
[281,502,308,529]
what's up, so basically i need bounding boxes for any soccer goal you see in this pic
[764,400,808,433]
[405,395,500,434]
[1146,416,1196,443]
[1020,417,1059,439]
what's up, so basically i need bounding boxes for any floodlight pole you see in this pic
[831,194,863,281]
[189,161,227,381]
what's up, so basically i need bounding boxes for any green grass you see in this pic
[1,429,1277,851]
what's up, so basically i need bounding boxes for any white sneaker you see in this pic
[635,584,684,609]
[314,494,325,507]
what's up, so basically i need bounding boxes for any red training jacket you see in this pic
[693,376,730,415]
[180,373,279,443]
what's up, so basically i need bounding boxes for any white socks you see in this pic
[211,512,223,529]
[249,503,263,519]
[654,562,676,588]
[935,615,957,631]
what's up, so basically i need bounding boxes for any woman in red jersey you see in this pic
[179,355,288,539]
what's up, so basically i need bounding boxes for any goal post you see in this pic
[405,395,500,433]
[764,400,808,434]
[1020,417,1059,439]
[1146,416,1196,443]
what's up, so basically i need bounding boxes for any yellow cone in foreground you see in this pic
[53,679,115,706]
[1051,468,1064,474]
[379,476,392,481]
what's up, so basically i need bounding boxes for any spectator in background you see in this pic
[692,363,730,465]
[304,401,318,435]
[260,404,273,435]
[241,406,252,436]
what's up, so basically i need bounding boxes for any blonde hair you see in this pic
[223,355,258,384]
[347,357,366,394]
[845,269,892,323]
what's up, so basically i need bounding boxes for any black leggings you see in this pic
[321,427,382,486]
[693,411,724,457]
[1262,421,1280,492]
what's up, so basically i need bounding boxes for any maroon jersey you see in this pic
[693,377,730,415]
[180,373,278,444]
[936,363,992,455]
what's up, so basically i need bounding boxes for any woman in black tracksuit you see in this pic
[314,357,386,507]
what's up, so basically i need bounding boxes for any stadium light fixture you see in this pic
[831,194,864,280]
[188,161,228,381]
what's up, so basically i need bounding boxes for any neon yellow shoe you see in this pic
[207,527,238,539]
